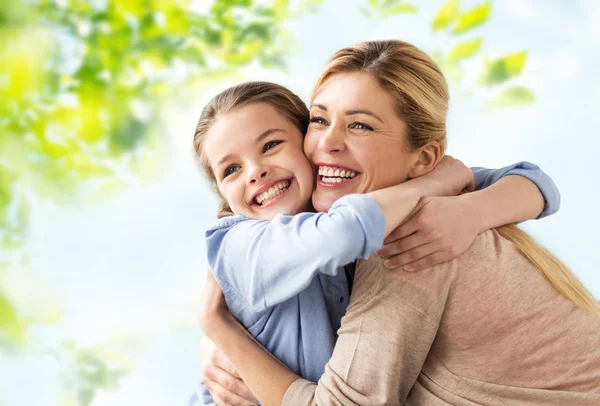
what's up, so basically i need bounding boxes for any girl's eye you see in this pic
[349,122,373,131]
[224,165,240,178]
[309,116,328,125]
[263,140,282,153]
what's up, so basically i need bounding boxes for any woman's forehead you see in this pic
[313,72,395,111]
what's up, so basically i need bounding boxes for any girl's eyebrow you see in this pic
[255,128,285,143]
[216,128,285,166]
[311,103,384,124]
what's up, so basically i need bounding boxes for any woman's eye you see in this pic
[224,165,240,177]
[349,122,373,131]
[309,116,328,125]
[263,140,282,153]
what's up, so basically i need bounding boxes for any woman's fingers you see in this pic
[378,231,422,257]
[205,381,258,406]
[383,243,435,269]
[203,364,258,404]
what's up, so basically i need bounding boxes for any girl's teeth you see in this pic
[255,180,291,205]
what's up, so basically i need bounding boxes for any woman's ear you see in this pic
[408,141,443,178]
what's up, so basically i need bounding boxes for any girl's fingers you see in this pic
[402,251,453,272]
[383,243,436,269]
[383,215,421,244]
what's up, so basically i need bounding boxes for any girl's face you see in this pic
[204,102,315,220]
[305,72,419,212]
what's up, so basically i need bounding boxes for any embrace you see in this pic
[189,40,600,405]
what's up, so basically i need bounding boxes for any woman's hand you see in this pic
[377,196,481,271]
[199,336,258,406]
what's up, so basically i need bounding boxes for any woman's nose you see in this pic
[318,124,346,154]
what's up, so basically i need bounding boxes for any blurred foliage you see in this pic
[427,0,534,109]
[56,340,131,406]
[361,0,418,19]
[0,0,322,403]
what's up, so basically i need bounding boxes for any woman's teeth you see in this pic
[318,166,358,184]
[255,180,291,205]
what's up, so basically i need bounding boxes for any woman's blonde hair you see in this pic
[315,40,600,314]
[193,81,309,216]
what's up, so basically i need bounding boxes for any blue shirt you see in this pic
[189,162,560,406]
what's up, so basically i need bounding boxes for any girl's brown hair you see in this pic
[193,81,309,215]
[314,39,600,314]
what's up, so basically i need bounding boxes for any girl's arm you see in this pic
[378,161,560,271]
[208,158,472,312]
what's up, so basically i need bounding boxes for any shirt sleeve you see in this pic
[470,162,560,219]
[205,194,386,312]
[188,381,216,406]
[281,255,453,406]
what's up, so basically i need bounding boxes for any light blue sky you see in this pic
[3,1,599,404]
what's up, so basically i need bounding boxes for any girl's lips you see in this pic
[316,174,361,188]
[253,178,294,209]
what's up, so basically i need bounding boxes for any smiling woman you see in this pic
[195,40,600,406]
[307,71,421,212]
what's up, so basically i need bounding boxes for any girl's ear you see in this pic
[408,141,443,178]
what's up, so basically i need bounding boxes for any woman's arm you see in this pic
[201,254,452,406]
[378,161,560,271]
[200,272,300,406]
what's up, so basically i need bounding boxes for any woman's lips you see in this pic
[316,174,360,188]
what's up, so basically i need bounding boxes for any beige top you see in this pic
[282,229,600,405]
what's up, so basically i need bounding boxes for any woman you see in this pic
[199,40,600,405]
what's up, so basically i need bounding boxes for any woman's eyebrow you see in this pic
[345,109,384,124]
[311,103,384,124]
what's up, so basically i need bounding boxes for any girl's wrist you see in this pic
[457,192,488,234]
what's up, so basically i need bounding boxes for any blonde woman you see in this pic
[199,40,600,405]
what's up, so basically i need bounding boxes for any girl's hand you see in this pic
[423,155,475,197]
[377,194,480,271]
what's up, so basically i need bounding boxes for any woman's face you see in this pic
[204,102,315,220]
[305,72,420,212]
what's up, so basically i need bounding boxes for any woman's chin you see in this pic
[312,189,351,212]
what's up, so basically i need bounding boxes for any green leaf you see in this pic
[480,51,528,86]
[452,1,491,34]
[382,4,418,16]
[0,292,25,344]
[447,38,483,63]
[432,0,460,31]
[368,0,379,8]
[486,86,535,109]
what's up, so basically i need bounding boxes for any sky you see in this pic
[2,1,599,404]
